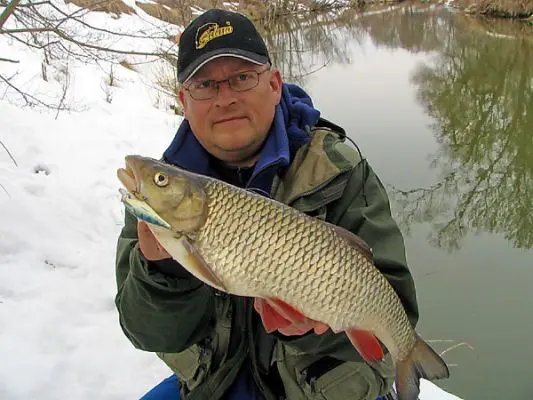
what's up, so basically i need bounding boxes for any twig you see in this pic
[0,73,67,109]
[0,57,19,63]
[0,139,18,166]
[55,58,70,119]
[0,183,9,197]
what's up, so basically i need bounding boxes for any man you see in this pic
[115,8,419,400]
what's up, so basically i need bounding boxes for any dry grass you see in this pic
[454,0,533,18]
[428,339,475,368]
[135,3,190,26]
[64,0,136,16]
[119,59,137,72]
[153,61,184,115]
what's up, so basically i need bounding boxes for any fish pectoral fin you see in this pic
[180,240,227,292]
[326,222,373,262]
[346,328,384,363]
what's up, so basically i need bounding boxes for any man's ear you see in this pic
[269,68,283,105]
[178,87,188,118]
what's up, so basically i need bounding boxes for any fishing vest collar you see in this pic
[272,127,362,208]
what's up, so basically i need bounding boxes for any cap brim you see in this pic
[178,48,270,83]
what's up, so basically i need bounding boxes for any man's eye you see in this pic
[195,80,213,89]
[237,73,251,81]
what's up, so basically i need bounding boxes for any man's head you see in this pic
[176,9,282,166]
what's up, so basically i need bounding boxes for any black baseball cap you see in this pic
[177,9,271,83]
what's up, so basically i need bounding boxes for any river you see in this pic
[261,5,533,399]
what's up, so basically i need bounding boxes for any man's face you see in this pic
[178,57,282,166]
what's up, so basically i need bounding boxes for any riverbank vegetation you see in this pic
[452,0,533,19]
[43,0,533,26]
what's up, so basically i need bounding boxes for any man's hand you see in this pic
[254,298,329,336]
[137,221,171,261]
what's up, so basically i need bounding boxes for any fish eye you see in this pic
[154,172,169,187]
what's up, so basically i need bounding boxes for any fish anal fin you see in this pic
[326,222,373,261]
[346,328,384,363]
[396,334,450,400]
[265,297,308,325]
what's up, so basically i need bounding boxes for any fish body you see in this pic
[117,155,449,400]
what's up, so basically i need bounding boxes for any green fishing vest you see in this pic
[155,126,395,400]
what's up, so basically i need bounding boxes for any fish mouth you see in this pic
[117,156,142,199]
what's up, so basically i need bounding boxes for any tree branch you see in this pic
[0,0,22,29]
[0,57,19,63]
[1,26,54,33]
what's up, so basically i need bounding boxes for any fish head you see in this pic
[117,155,207,233]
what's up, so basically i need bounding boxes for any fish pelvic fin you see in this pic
[254,299,292,333]
[395,334,450,400]
[346,328,384,363]
[266,298,308,324]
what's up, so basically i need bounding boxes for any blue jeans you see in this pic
[139,375,180,400]
[139,374,394,400]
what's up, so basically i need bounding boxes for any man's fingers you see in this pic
[313,322,329,335]
[137,221,169,260]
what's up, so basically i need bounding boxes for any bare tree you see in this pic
[0,0,179,110]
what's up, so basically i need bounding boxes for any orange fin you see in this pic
[266,297,307,324]
[256,300,292,333]
[346,328,384,362]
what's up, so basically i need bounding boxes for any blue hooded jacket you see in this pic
[163,83,321,196]
[161,83,320,399]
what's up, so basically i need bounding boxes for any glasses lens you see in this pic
[189,80,216,100]
[228,71,259,92]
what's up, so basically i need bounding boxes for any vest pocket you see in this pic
[155,295,234,393]
[274,341,394,400]
[301,360,383,400]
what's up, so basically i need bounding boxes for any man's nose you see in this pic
[214,80,237,106]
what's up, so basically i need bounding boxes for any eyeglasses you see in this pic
[184,68,270,101]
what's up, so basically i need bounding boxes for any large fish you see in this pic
[117,155,449,400]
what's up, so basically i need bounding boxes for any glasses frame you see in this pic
[184,67,271,100]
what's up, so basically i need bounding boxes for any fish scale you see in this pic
[195,179,406,342]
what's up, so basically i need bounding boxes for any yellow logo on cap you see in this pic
[195,22,233,49]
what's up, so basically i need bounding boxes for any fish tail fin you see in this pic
[395,334,450,400]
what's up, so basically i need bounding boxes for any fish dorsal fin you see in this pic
[325,222,373,262]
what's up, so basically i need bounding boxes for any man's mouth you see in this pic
[214,116,246,124]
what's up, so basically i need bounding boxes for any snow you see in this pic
[0,2,462,399]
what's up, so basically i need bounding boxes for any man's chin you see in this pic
[215,143,261,166]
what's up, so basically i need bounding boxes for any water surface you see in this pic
[263,6,533,399]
